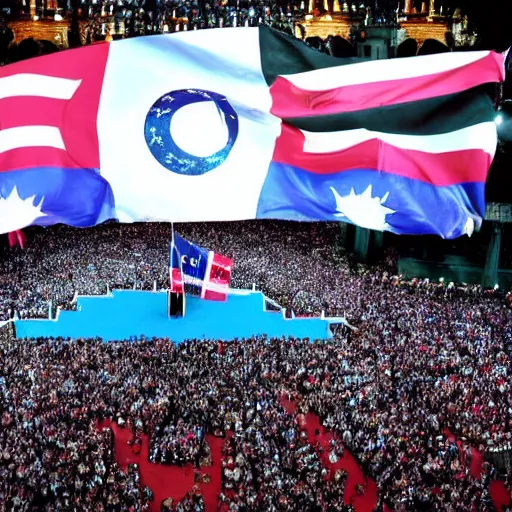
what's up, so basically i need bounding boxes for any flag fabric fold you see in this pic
[0,27,505,238]
[169,241,184,295]
[203,252,233,302]
[173,233,210,296]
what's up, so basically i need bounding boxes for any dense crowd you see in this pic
[0,221,351,320]
[0,221,511,511]
[0,335,355,511]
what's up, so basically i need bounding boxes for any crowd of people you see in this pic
[0,220,511,511]
[0,221,350,320]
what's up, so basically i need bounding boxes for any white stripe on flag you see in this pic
[184,275,249,296]
[0,74,82,100]
[301,122,498,157]
[0,126,66,154]
[280,51,494,90]
[97,29,281,223]
[201,251,214,299]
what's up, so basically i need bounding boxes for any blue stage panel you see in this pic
[14,291,331,342]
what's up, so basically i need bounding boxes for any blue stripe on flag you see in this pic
[0,168,116,229]
[256,163,485,238]
[173,233,209,295]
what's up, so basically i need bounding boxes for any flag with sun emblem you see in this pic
[0,27,506,238]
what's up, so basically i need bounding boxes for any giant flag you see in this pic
[173,233,232,301]
[0,27,506,238]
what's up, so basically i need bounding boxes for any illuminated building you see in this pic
[296,0,476,52]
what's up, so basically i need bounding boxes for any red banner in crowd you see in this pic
[8,230,26,249]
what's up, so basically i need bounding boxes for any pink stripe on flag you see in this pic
[272,124,492,186]
[270,51,505,118]
[0,97,65,130]
[0,43,109,172]
[0,147,91,173]
[170,268,184,294]
[204,253,232,302]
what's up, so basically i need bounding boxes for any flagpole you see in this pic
[172,222,187,317]
[170,222,175,269]
[169,222,175,318]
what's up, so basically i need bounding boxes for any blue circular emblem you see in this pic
[144,89,239,176]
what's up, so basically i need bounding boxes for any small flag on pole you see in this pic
[173,232,232,301]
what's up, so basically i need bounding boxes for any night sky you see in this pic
[403,0,512,201]
[451,0,511,51]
